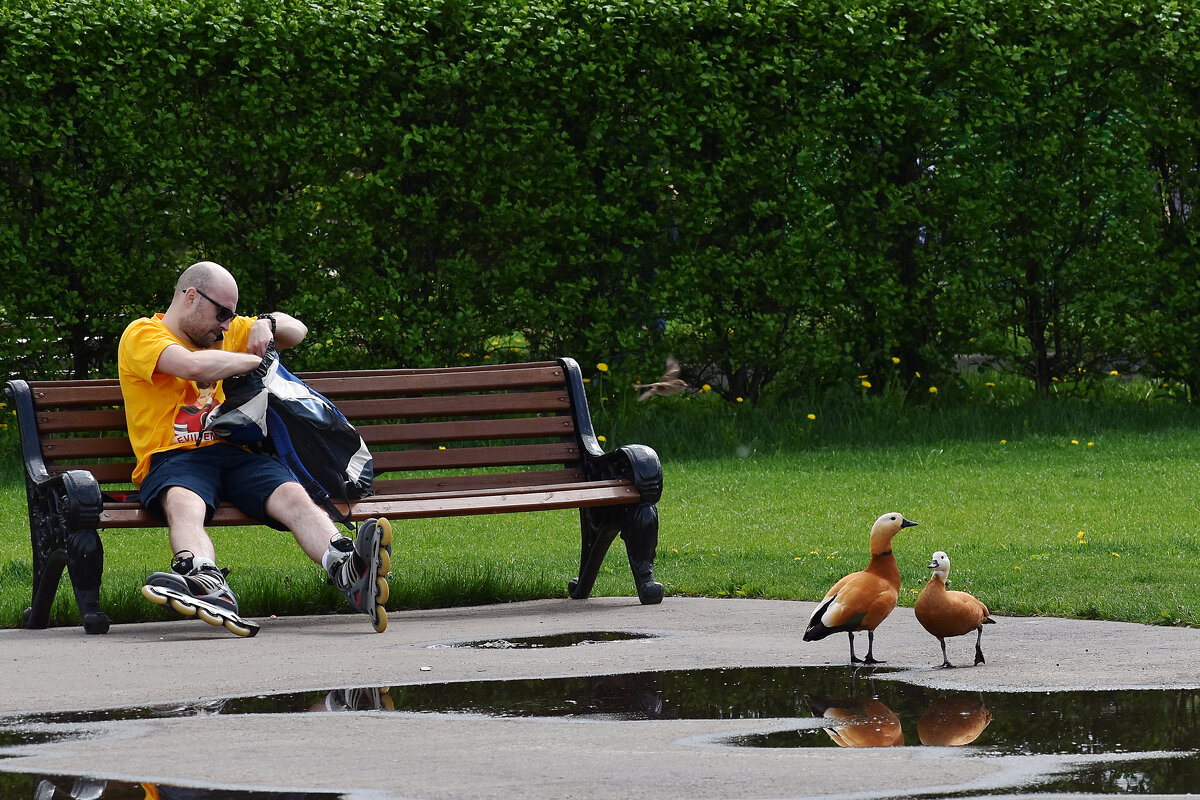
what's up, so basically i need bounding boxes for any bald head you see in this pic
[166,261,241,348]
[174,261,236,296]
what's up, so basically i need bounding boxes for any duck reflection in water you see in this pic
[805,693,904,747]
[802,692,992,748]
[917,695,993,746]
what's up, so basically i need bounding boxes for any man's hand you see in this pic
[247,316,275,356]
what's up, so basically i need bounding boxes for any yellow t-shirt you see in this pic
[118,313,255,487]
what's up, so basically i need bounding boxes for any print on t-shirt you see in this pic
[173,381,219,444]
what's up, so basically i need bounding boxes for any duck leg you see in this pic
[973,625,986,665]
[848,631,860,663]
[939,638,955,668]
[862,630,885,664]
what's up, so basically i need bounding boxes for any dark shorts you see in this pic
[139,442,297,531]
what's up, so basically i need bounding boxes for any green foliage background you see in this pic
[1,0,1198,401]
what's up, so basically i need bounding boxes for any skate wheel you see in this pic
[170,597,198,617]
[141,585,169,606]
[376,575,390,605]
[197,607,225,628]
[224,618,258,638]
[377,548,391,577]
[372,606,388,633]
[377,517,393,548]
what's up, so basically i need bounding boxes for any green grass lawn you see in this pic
[4,375,1200,629]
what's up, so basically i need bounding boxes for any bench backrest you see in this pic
[11,359,599,498]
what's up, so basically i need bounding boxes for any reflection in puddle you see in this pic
[0,773,341,798]
[432,630,658,649]
[5,667,1200,795]
[804,694,907,748]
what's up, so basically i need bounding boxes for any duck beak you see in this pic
[901,518,918,528]
[927,559,938,569]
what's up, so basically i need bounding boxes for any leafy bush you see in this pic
[1,0,1197,402]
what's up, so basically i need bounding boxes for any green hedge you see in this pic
[2,0,1197,401]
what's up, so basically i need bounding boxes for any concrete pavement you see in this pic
[2,597,1199,799]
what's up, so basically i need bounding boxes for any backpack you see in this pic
[203,345,373,527]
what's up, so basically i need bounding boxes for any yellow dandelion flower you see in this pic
[1071,439,1079,445]
[1000,439,1007,444]
[807,413,816,420]
[891,356,900,364]
[597,435,607,443]
[1088,441,1095,447]
[929,386,938,393]
[736,397,744,403]
[915,371,921,378]
[1109,370,1119,376]
[986,382,995,387]
[597,363,609,372]
[701,384,712,393]
[1014,565,1022,570]
[861,380,872,389]
[794,557,802,561]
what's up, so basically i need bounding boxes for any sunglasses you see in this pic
[189,287,236,323]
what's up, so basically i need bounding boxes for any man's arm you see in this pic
[156,344,261,383]
[247,312,307,356]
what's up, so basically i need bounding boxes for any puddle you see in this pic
[431,630,658,649]
[4,667,1200,795]
[0,772,341,798]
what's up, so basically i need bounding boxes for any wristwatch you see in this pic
[257,313,277,335]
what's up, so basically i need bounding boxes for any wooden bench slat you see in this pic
[39,436,134,459]
[39,417,574,466]
[375,442,579,472]
[365,485,640,519]
[25,364,567,410]
[301,361,559,379]
[49,462,135,483]
[362,415,573,446]
[35,409,128,434]
[336,391,571,421]
[98,482,639,528]
[371,469,585,495]
[27,383,124,408]
[31,391,572,430]
[302,365,567,398]
[49,444,584,484]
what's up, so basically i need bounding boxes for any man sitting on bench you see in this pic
[117,260,392,635]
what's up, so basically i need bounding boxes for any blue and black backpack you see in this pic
[204,345,373,527]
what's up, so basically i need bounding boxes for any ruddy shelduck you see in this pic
[914,550,995,668]
[805,694,904,747]
[917,695,993,746]
[804,512,917,664]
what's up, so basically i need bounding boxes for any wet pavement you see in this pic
[2,597,1199,799]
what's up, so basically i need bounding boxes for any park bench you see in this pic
[6,357,664,635]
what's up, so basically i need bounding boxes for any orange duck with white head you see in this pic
[803,512,917,664]
[914,550,995,668]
